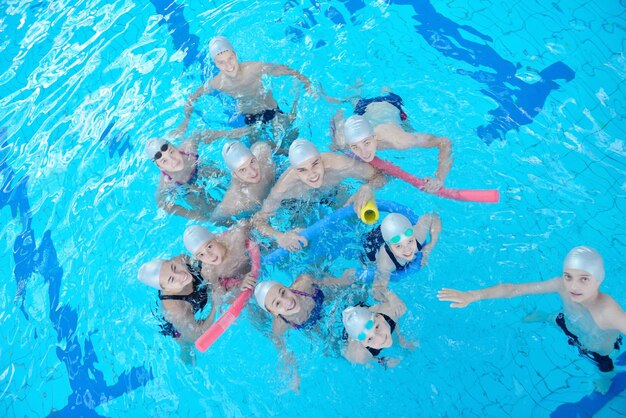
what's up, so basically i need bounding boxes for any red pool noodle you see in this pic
[368,156,500,203]
[195,239,260,352]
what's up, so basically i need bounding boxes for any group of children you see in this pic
[137,35,626,390]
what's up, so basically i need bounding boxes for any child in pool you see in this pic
[210,141,276,224]
[331,90,452,192]
[254,269,356,391]
[178,36,325,145]
[253,139,386,252]
[183,223,257,303]
[437,246,626,375]
[146,127,250,220]
[366,212,442,301]
[342,287,417,367]
[138,255,219,344]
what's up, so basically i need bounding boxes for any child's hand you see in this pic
[399,337,419,350]
[420,242,435,267]
[240,272,257,291]
[437,288,476,308]
[422,177,443,193]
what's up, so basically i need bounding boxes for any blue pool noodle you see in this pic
[262,199,421,282]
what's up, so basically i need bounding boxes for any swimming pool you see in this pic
[1,0,625,416]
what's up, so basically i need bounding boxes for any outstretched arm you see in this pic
[389,131,453,189]
[157,189,208,221]
[264,63,314,94]
[174,83,216,136]
[190,126,253,145]
[251,182,308,251]
[437,277,562,308]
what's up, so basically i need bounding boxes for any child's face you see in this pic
[159,260,193,292]
[294,157,324,188]
[388,237,419,262]
[265,285,301,316]
[562,268,600,303]
[233,156,260,184]
[155,145,185,173]
[361,314,393,349]
[214,50,239,77]
[349,135,377,162]
[195,240,225,266]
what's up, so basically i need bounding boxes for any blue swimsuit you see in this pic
[279,287,325,330]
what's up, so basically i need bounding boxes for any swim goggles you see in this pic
[388,227,413,244]
[153,143,169,160]
[357,319,375,341]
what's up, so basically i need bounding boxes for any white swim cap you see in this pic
[183,225,215,256]
[209,36,234,60]
[342,306,376,341]
[222,142,253,172]
[343,115,374,145]
[563,246,605,282]
[145,138,168,159]
[381,213,413,243]
[138,259,165,289]
[254,280,280,312]
[289,139,320,167]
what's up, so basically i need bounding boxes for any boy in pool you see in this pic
[183,223,257,303]
[178,36,323,145]
[437,246,626,375]
[146,126,250,220]
[342,287,416,367]
[210,141,276,224]
[365,212,442,300]
[331,90,453,192]
[252,139,386,251]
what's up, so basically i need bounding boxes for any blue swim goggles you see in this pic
[357,319,375,341]
[388,227,413,244]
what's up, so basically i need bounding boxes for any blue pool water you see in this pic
[1,0,625,416]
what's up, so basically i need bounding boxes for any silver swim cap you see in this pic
[288,139,320,167]
[343,115,374,145]
[209,36,234,60]
[138,259,165,289]
[563,246,605,282]
[254,280,280,312]
[222,142,253,172]
[342,306,376,341]
[183,225,215,256]
[145,138,167,159]
[381,213,413,243]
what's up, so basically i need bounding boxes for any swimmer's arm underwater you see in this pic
[175,83,218,136]
[252,183,308,251]
[414,213,442,267]
[263,63,314,95]
[437,277,562,308]
[190,126,253,144]
[156,190,208,221]
[163,300,218,342]
[319,268,356,287]
[271,320,301,392]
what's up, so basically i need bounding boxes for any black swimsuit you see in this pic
[555,313,622,372]
[363,225,423,272]
[244,107,284,125]
[158,264,208,338]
